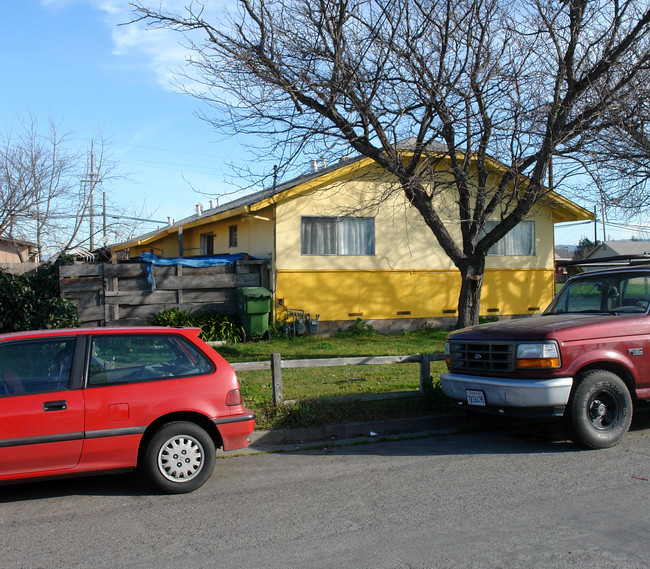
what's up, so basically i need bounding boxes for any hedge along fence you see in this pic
[59,259,268,327]
[228,352,446,406]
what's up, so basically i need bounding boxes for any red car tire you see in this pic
[142,421,216,493]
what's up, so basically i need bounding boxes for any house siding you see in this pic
[276,268,553,321]
[273,173,556,321]
[114,155,585,328]
[0,240,36,263]
[128,209,274,260]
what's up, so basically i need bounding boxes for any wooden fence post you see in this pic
[419,354,432,396]
[271,353,283,406]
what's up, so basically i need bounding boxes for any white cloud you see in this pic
[78,1,208,91]
[104,2,192,89]
[43,0,231,91]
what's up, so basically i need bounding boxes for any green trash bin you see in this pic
[236,287,272,339]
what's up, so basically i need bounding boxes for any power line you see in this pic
[112,140,229,160]
[118,156,223,174]
[105,214,169,224]
[557,219,649,233]
[7,212,168,224]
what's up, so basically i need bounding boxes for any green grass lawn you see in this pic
[217,325,448,360]
[213,326,452,430]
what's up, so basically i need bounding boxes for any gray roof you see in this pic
[395,138,448,153]
[554,245,572,261]
[110,154,362,247]
[585,240,650,259]
[113,139,454,248]
[166,139,449,227]
[0,235,38,248]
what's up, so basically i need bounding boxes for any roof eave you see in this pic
[111,149,592,251]
[548,191,594,223]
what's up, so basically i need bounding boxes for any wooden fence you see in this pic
[0,262,41,275]
[59,259,268,327]
[230,352,445,406]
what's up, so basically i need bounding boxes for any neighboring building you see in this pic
[554,245,573,283]
[112,150,593,331]
[0,236,38,264]
[583,240,650,266]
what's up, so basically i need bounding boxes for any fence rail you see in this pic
[229,352,446,405]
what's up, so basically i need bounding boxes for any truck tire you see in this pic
[565,370,633,449]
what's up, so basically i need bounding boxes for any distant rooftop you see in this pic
[585,240,650,259]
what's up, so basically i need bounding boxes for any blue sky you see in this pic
[1,0,247,235]
[0,0,643,247]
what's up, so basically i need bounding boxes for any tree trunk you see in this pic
[456,257,486,329]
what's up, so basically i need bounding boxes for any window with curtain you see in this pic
[301,216,375,255]
[485,220,535,256]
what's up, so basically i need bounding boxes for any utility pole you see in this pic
[90,146,95,251]
[81,141,102,252]
[103,191,107,247]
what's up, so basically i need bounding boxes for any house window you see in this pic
[229,225,237,248]
[485,220,535,256]
[301,216,375,255]
[200,233,214,255]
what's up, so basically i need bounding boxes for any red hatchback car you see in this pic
[0,327,255,493]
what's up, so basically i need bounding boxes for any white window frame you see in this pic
[301,216,375,256]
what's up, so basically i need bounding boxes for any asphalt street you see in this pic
[1,414,649,569]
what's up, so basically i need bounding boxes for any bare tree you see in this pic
[571,67,650,221]
[132,0,650,326]
[0,115,154,260]
[0,114,78,259]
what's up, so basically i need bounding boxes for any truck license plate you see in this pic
[466,390,486,406]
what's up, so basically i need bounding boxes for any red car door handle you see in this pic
[43,400,68,411]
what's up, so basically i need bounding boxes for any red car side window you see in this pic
[0,338,75,395]
[88,334,214,386]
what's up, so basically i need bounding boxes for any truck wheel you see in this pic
[142,421,216,493]
[565,370,632,449]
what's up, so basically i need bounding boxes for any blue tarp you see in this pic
[139,252,249,290]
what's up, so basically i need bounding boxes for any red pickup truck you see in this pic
[441,266,650,449]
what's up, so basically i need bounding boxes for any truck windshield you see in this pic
[545,272,650,315]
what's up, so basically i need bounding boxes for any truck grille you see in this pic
[448,341,515,372]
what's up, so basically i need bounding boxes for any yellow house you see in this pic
[112,151,592,332]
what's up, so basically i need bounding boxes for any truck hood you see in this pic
[448,313,647,343]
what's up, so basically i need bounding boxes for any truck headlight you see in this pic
[516,342,560,368]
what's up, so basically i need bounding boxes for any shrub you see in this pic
[149,306,195,328]
[0,256,80,333]
[149,307,244,343]
[333,318,376,338]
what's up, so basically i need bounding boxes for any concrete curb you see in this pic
[221,413,466,455]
